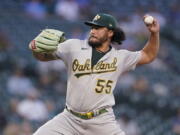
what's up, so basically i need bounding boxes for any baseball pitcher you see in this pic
[29,13,160,135]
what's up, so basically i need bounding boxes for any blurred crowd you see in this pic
[0,0,180,135]
[23,0,92,20]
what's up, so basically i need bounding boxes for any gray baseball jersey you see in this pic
[33,39,141,135]
[54,39,141,112]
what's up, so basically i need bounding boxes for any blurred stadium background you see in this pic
[0,0,180,135]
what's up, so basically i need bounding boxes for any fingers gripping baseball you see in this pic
[143,15,160,33]
[29,29,66,53]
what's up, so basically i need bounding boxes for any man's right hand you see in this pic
[29,29,66,53]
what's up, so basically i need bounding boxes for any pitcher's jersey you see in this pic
[54,39,141,113]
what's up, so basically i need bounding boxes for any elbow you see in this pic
[147,57,156,64]
[147,54,157,63]
[139,50,157,65]
[145,52,158,64]
[145,54,158,64]
[149,52,158,63]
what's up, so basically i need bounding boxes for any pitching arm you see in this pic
[138,17,160,65]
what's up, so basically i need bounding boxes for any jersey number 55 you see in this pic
[95,79,113,94]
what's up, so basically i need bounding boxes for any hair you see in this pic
[111,27,126,45]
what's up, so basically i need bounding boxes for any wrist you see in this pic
[151,32,159,36]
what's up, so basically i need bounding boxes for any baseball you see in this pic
[144,16,154,25]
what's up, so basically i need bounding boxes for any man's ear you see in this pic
[108,30,114,38]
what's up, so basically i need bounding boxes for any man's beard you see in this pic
[88,39,102,48]
[88,36,102,48]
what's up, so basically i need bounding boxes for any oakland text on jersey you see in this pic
[72,57,117,78]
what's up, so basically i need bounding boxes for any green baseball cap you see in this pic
[85,13,118,30]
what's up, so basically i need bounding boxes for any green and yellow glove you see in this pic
[29,29,66,53]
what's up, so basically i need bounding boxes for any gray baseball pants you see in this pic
[33,108,125,135]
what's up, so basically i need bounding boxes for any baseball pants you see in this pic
[33,108,125,135]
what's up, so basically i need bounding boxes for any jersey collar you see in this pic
[100,47,115,61]
[82,40,116,61]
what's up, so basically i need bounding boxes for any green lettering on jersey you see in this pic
[72,59,91,72]
[72,58,117,78]
[94,58,117,71]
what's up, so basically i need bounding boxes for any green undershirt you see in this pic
[91,47,112,67]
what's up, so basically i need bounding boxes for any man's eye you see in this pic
[91,26,101,30]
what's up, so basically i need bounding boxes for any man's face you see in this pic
[88,26,112,48]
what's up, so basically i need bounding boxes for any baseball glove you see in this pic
[29,29,66,53]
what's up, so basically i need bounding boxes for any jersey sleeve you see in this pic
[53,39,75,63]
[121,50,142,72]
